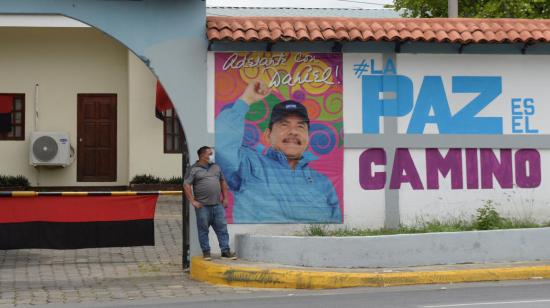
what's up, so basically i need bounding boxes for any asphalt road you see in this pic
[47,279,550,308]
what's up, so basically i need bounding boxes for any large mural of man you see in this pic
[214,52,343,224]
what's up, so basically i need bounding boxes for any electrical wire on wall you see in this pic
[34,83,40,186]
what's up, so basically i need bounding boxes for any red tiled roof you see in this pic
[207,16,550,43]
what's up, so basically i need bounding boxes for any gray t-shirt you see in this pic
[184,162,225,205]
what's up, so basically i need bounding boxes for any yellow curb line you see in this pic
[190,257,550,289]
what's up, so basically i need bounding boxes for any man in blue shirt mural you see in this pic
[216,81,342,223]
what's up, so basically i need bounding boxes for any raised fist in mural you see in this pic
[239,80,271,105]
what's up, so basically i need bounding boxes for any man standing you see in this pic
[216,81,342,223]
[184,146,236,260]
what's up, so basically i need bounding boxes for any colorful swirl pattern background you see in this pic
[215,52,343,222]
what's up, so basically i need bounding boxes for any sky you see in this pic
[206,0,394,9]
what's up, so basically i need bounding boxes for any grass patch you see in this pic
[303,219,550,237]
[303,202,550,236]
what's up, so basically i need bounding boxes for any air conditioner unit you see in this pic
[29,132,74,167]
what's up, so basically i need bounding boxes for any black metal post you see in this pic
[181,134,190,269]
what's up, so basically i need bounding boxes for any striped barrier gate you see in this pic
[0,190,183,250]
[0,190,182,197]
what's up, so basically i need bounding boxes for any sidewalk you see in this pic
[3,197,549,307]
[0,196,262,307]
[191,253,550,289]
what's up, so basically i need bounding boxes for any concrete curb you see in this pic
[236,229,550,268]
[190,257,550,289]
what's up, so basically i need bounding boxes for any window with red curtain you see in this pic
[0,94,25,141]
[163,108,184,153]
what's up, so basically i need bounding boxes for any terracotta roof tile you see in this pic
[532,30,544,40]
[460,31,474,43]
[268,20,280,31]
[387,28,400,39]
[472,31,489,42]
[399,28,414,40]
[431,22,444,32]
[309,29,324,40]
[232,29,246,41]
[507,30,521,42]
[245,29,259,41]
[334,21,346,31]
[282,27,296,39]
[442,21,455,32]
[370,22,383,32]
[355,21,368,31]
[344,20,357,29]
[215,20,231,30]
[307,20,321,31]
[258,29,272,40]
[219,28,234,40]
[434,30,448,42]
[229,21,243,31]
[419,22,431,32]
[423,29,436,41]
[447,30,462,41]
[410,28,424,40]
[319,20,333,31]
[361,28,375,40]
[270,28,283,40]
[495,30,509,42]
[519,30,532,41]
[323,28,337,40]
[489,22,503,31]
[479,22,491,31]
[348,28,363,40]
[296,28,309,40]
[207,16,550,44]
[481,30,495,42]
[502,22,516,32]
[242,20,255,30]
[294,21,306,30]
[255,20,268,30]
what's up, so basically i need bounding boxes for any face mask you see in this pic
[209,154,215,164]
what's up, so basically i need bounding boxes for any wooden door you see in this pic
[77,94,117,182]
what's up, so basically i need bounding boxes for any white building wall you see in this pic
[204,51,550,251]
[343,149,386,228]
[348,53,550,226]
[0,27,128,186]
[127,52,182,180]
[397,148,550,225]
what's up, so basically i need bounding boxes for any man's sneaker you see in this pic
[203,251,212,261]
[221,251,237,260]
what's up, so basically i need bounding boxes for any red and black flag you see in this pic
[0,94,13,133]
[0,195,158,249]
[155,81,174,120]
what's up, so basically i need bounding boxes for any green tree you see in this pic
[389,0,550,18]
